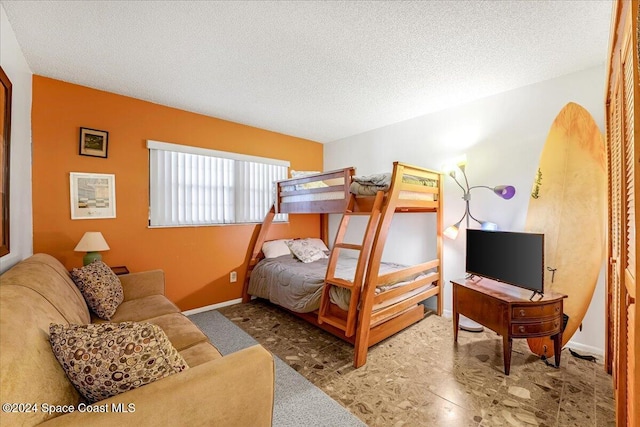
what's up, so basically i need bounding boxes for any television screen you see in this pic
[465,229,544,293]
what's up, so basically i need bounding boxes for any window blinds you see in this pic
[148,140,288,226]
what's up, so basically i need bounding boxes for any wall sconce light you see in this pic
[74,232,110,265]
[443,157,516,240]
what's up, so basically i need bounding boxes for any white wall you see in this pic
[324,66,607,355]
[0,4,33,272]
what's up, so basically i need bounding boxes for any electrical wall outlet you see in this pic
[230,271,237,283]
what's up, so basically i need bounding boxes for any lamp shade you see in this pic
[74,232,110,252]
[443,222,461,240]
[493,185,516,200]
[480,221,498,231]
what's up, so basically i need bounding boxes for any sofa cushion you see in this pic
[119,270,166,300]
[179,341,223,367]
[50,322,189,403]
[0,286,83,426]
[93,294,181,323]
[0,253,90,324]
[145,313,208,351]
[71,261,124,320]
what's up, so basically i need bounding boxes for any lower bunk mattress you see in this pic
[247,254,434,314]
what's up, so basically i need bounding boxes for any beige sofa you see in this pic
[0,254,274,426]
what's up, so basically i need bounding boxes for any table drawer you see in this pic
[512,303,561,320]
[512,318,561,337]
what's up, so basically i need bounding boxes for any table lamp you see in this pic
[74,232,110,265]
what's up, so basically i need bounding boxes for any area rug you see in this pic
[188,310,365,427]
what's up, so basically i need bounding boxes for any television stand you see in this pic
[451,277,567,375]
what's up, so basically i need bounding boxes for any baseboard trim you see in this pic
[564,340,604,357]
[182,298,243,316]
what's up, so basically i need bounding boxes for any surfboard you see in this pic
[525,102,607,358]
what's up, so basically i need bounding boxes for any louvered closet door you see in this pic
[606,3,639,425]
[620,9,637,426]
[607,72,623,379]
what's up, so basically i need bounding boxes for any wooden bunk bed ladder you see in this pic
[242,205,276,303]
[318,191,384,337]
[352,162,443,368]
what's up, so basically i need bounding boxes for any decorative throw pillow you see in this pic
[286,239,329,263]
[49,322,189,403]
[304,238,330,253]
[262,239,292,259]
[71,261,124,320]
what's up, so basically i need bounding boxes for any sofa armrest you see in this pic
[39,345,275,427]
[119,270,165,301]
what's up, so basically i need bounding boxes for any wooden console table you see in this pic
[451,277,567,375]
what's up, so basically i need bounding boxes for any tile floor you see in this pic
[218,300,616,427]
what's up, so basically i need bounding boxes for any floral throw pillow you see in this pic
[286,239,328,263]
[304,238,330,252]
[49,322,189,403]
[71,261,124,320]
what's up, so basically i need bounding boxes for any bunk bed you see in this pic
[242,162,443,368]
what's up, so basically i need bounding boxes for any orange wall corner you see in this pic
[32,76,324,310]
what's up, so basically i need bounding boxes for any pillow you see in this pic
[291,170,329,190]
[290,170,320,178]
[49,322,188,403]
[262,239,292,259]
[71,261,124,320]
[304,238,330,253]
[286,239,329,263]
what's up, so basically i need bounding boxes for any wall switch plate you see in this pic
[230,271,237,283]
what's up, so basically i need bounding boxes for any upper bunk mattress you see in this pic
[349,172,437,196]
[247,254,431,314]
[279,172,438,204]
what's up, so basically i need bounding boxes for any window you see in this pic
[148,140,288,227]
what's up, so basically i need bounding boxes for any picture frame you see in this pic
[79,127,109,158]
[69,172,116,220]
[0,66,12,257]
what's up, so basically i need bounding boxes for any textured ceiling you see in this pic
[2,1,611,143]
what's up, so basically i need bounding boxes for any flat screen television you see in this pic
[465,229,544,294]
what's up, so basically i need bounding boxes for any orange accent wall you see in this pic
[31,76,323,311]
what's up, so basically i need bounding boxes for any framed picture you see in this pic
[69,172,116,220]
[0,66,11,257]
[79,127,109,158]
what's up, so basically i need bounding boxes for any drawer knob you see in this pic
[519,326,526,333]
[554,321,559,328]
[555,306,560,312]
[519,309,526,317]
